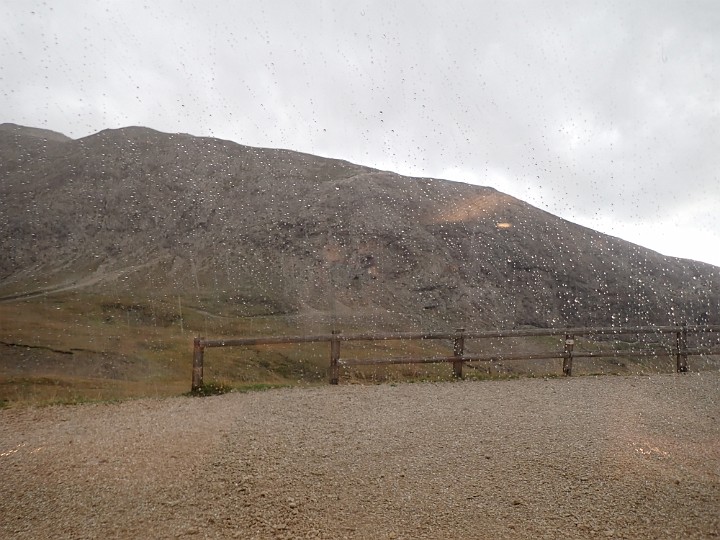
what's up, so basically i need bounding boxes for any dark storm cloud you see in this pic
[2,0,718,264]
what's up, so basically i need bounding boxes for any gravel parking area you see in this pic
[2,372,719,539]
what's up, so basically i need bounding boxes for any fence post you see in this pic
[676,323,689,373]
[453,328,465,379]
[563,334,574,376]
[329,330,341,385]
[192,336,205,392]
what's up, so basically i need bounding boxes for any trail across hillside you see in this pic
[2,373,719,539]
[0,260,161,303]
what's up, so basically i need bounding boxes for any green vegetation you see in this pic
[187,381,290,397]
[187,381,234,396]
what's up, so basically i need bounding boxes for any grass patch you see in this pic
[187,381,289,397]
[187,381,234,397]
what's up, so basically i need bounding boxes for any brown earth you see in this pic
[2,123,719,331]
[1,372,719,539]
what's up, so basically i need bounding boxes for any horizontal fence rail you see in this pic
[191,324,720,391]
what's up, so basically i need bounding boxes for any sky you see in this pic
[2,0,719,266]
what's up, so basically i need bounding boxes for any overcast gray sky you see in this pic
[2,0,719,266]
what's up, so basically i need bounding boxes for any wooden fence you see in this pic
[191,324,720,391]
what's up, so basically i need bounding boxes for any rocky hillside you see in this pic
[1,123,718,330]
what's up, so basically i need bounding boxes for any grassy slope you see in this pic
[2,292,718,407]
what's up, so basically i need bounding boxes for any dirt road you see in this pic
[2,373,719,539]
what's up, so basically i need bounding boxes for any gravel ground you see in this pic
[1,372,719,539]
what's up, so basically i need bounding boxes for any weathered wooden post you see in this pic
[676,323,689,373]
[453,328,465,379]
[192,336,205,392]
[563,334,574,376]
[329,330,341,385]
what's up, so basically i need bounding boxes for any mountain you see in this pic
[1,124,718,330]
[0,122,73,143]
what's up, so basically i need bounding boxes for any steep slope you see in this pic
[1,125,718,329]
